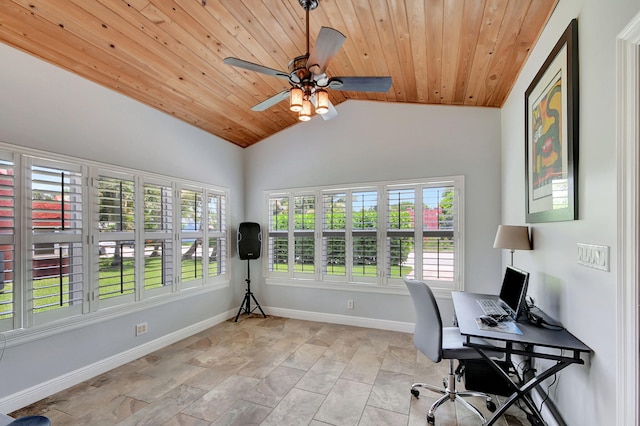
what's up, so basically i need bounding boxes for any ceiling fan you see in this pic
[223,0,392,122]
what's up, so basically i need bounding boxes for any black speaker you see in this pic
[238,222,261,260]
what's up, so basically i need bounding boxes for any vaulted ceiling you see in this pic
[0,0,557,148]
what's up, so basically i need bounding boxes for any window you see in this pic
[29,158,85,323]
[322,192,346,281]
[267,195,289,273]
[351,190,378,282]
[0,154,15,331]
[207,193,226,278]
[294,195,315,276]
[97,173,136,306]
[386,187,415,280]
[142,181,174,294]
[422,187,456,282]
[180,187,204,286]
[265,177,463,291]
[0,142,229,332]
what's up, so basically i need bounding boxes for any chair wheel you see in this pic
[427,414,435,425]
[486,400,496,412]
[411,388,420,398]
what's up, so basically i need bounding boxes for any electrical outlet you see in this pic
[135,322,148,336]
[347,299,354,309]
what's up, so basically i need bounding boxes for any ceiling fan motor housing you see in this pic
[298,0,319,11]
[288,55,310,84]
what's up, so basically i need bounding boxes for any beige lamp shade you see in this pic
[494,225,531,265]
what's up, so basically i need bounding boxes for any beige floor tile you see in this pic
[164,412,212,426]
[314,379,372,426]
[10,316,531,426]
[359,405,409,426]
[241,365,306,408]
[295,356,347,394]
[180,375,261,422]
[341,352,384,385]
[261,388,326,426]
[117,384,206,426]
[210,399,272,426]
[280,342,328,370]
[367,369,413,415]
[381,345,418,376]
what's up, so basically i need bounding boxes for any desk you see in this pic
[452,291,591,426]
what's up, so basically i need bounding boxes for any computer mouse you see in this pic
[479,315,499,327]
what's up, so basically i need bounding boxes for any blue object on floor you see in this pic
[7,416,50,426]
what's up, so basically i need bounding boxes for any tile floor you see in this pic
[10,315,530,425]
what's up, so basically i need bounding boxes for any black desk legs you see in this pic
[475,346,581,426]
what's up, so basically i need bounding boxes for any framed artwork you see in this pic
[525,19,579,223]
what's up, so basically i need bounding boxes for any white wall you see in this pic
[0,42,245,407]
[500,0,640,424]
[245,101,503,326]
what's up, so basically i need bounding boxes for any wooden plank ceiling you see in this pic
[0,0,557,148]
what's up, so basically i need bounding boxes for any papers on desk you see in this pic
[475,318,523,335]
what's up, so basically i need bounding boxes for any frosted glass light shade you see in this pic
[289,87,303,112]
[298,99,312,121]
[315,89,329,114]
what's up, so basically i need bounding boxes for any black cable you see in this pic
[538,373,558,413]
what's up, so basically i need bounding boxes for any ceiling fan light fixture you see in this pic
[290,87,303,112]
[299,99,312,121]
[315,89,329,114]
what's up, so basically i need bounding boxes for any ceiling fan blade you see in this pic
[251,90,290,111]
[306,27,346,75]
[328,76,392,92]
[321,100,338,120]
[224,57,289,80]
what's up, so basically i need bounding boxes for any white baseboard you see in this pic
[263,306,415,333]
[0,309,236,414]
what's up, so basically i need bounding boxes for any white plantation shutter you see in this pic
[294,194,315,276]
[143,181,174,291]
[207,192,226,278]
[265,177,462,291]
[97,173,135,303]
[386,188,415,279]
[322,192,346,280]
[351,190,378,281]
[0,155,15,329]
[268,195,289,273]
[179,187,204,285]
[29,158,85,320]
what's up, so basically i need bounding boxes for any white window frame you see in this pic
[206,189,228,283]
[264,176,464,294]
[27,156,87,326]
[0,141,230,334]
[93,169,137,310]
[0,152,17,332]
[139,177,175,299]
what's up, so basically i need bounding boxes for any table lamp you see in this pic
[493,225,532,266]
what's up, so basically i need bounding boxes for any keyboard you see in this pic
[477,299,509,316]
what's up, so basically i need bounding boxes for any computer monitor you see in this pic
[499,265,530,320]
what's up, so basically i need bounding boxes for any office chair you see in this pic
[403,278,501,425]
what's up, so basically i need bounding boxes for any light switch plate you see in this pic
[577,243,609,271]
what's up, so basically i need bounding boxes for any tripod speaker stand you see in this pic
[235,222,266,322]
[235,259,266,321]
